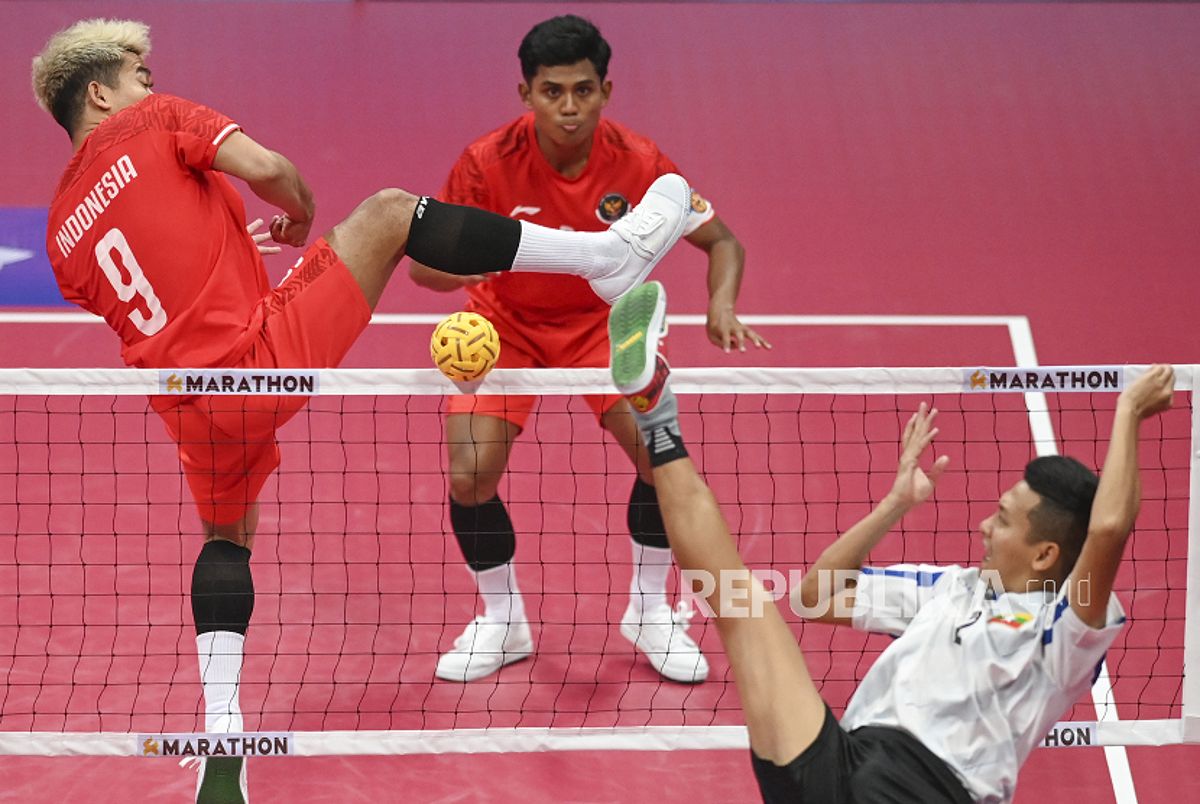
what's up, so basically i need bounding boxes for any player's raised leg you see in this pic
[321,173,692,309]
[609,282,827,764]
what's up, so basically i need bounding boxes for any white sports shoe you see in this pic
[589,174,692,304]
[435,615,534,682]
[620,601,709,684]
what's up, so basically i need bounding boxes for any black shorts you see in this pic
[750,705,973,803]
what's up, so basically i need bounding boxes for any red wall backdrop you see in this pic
[3,1,1198,367]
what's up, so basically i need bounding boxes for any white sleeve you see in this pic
[1041,592,1126,689]
[680,189,716,237]
[850,563,960,636]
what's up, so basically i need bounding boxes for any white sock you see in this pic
[629,544,671,615]
[510,221,623,278]
[197,631,245,733]
[474,563,526,624]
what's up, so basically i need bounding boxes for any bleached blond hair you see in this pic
[31,18,151,133]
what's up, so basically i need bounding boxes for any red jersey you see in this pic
[439,114,713,318]
[48,94,268,368]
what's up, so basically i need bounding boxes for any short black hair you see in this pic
[50,59,124,134]
[518,15,611,84]
[1023,455,1099,579]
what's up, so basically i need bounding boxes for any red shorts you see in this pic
[446,300,621,428]
[155,238,371,525]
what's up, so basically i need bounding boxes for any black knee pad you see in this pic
[450,495,517,571]
[406,197,521,275]
[191,539,254,636]
[628,477,670,549]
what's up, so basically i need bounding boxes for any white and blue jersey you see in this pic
[841,564,1125,803]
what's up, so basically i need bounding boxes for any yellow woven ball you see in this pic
[430,312,501,382]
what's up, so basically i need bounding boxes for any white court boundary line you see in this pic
[1008,319,1137,804]
[0,311,1032,327]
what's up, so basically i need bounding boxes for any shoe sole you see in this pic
[609,281,667,394]
[196,756,246,804]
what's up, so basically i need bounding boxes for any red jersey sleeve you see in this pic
[439,148,491,209]
[166,97,241,172]
[132,94,241,172]
[653,150,681,177]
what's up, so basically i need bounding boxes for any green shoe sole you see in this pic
[609,281,667,393]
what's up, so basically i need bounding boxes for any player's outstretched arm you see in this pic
[792,403,949,625]
[1067,364,1174,628]
[213,131,314,247]
[685,216,770,352]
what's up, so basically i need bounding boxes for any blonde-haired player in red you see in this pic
[33,18,691,803]
[410,15,769,685]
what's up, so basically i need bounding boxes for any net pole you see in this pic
[1183,366,1200,743]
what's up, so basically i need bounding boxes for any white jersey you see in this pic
[841,564,1125,803]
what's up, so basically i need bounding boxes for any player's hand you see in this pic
[1118,364,1174,421]
[706,308,771,353]
[270,214,311,248]
[246,218,282,255]
[887,402,950,510]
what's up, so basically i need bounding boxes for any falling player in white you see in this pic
[608,281,1175,803]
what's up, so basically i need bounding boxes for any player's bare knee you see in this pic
[450,469,504,506]
[203,528,252,551]
[367,188,419,228]
[202,506,258,549]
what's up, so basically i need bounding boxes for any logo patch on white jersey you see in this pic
[988,612,1034,629]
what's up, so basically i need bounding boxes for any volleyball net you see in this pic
[0,365,1197,757]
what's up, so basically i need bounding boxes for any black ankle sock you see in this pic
[406,197,521,275]
[644,426,689,468]
[630,385,688,467]
[450,495,517,571]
